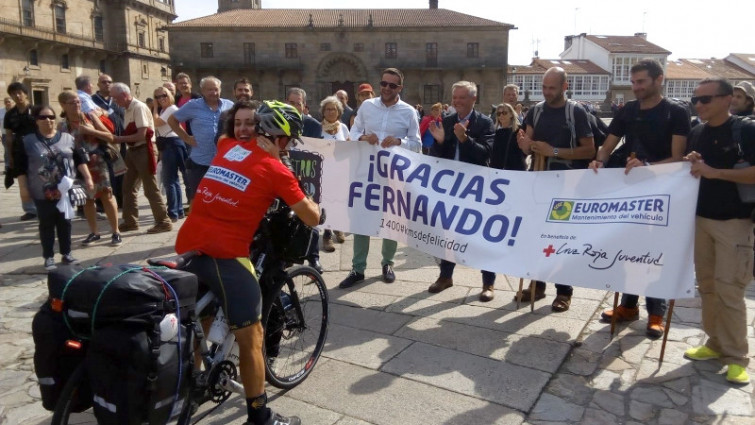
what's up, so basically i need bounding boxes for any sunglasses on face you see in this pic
[691,94,727,105]
[155,94,168,100]
[379,81,400,90]
[496,111,509,116]
[36,115,56,121]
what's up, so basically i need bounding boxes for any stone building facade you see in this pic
[168,3,513,111]
[0,0,176,106]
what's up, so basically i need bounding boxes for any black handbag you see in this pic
[68,183,87,207]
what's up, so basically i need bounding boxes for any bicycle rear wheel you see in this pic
[50,363,90,425]
[263,265,328,389]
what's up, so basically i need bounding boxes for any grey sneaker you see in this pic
[61,254,79,265]
[111,233,122,246]
[82,233,101,245]
[44,257,56,270]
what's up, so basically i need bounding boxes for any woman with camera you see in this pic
[58,90,121,246]
[18,104,93,269]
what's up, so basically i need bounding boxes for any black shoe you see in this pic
[243,412,302,425]
[338,270,365,289]
[308,258,323,274]
[382,264,395,283]
[61,254,79,265]
[266,412,301,425]
[19,212,37,221]
[82,233,101,246]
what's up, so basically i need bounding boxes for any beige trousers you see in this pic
[121,145,169,227]
[694,216,753,367]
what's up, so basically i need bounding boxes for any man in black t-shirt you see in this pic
[589,58,691,339]
[683,77,755,385]
[516,67,595,312]
[3,82,38,220]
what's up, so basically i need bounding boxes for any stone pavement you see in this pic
[1,180,754,425]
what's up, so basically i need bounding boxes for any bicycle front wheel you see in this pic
[263,265,328,389]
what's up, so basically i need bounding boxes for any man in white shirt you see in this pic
[110,83,172,234]
[339,67,421,289]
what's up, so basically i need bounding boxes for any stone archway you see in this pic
[315,52,368,108]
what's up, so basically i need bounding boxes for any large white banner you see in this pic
[290,137,700,299]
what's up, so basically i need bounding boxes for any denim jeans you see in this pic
[620,294,667,316]
[439,260,496,287]
[186,158,209,205]
[159,137,187,219]
[533,280,573,296]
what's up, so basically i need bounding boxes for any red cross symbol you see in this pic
[543,245,556,257]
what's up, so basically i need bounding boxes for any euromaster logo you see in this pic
[549,201,574,221]
[546,195,671,227]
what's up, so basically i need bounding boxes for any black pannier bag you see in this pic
[32,302,91,412]
[87,320,191,425]
[47,264,198,335]
[42,264,197,424]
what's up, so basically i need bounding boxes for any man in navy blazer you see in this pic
[427,81,497,301]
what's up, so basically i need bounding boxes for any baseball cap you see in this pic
[734,81,755,102]
[358,83,374,94]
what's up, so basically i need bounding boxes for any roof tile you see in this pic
[509,59,609,75]
[681,58,753,80]
[171,9,512,29]
[585,35,670,54]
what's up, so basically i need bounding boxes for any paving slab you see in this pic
[394,317,571,374]
[286,360,525,425]
[329,303,413,334]
[322,323,413,370]
[381,342,550,411]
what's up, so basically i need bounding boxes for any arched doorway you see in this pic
[315,53,368,108]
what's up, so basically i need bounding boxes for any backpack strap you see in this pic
[565,100,577,149]
[532,101,545,129]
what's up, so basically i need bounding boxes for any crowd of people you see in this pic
[3,60,755,423]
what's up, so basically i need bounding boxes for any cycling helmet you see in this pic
[256,100,303,141]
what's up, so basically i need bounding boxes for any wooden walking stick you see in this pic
[529,153,547,312]
[659,299,675,364]
[609,292,620,339]
[516,278,524,309]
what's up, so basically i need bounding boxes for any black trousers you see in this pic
[34,199,72,259]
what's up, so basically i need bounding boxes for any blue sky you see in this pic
[175,0,754,66]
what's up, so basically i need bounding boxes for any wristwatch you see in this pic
[553,148,559,158]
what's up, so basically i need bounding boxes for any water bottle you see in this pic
[207,309,229,345]
[159,313,178,342]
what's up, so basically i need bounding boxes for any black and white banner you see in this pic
[291,138,700,299]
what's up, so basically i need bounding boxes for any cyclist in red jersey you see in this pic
[176,100,319,425]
